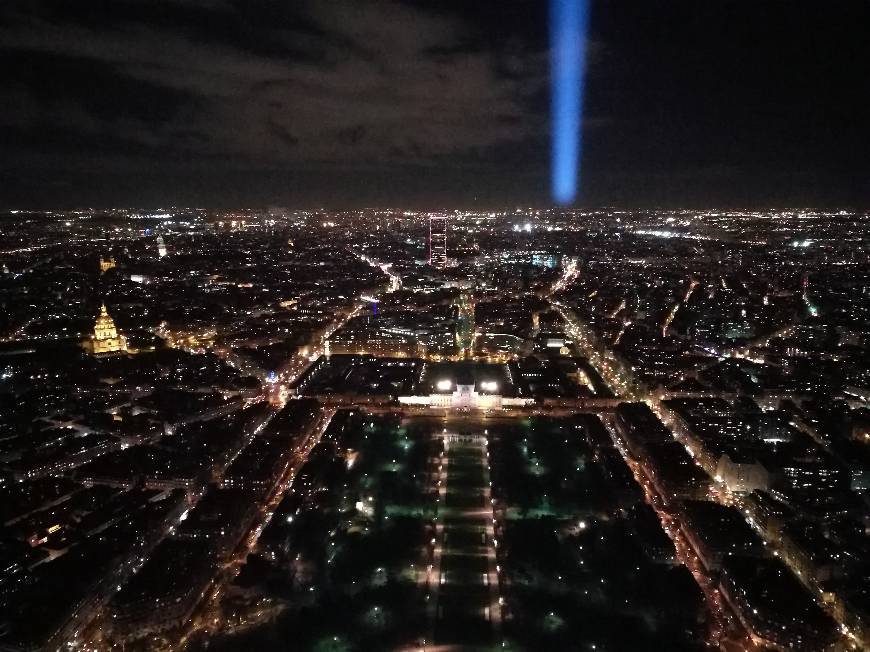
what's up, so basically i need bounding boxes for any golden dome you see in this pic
[84,304,128,355]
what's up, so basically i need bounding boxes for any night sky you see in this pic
[2,0,869,209]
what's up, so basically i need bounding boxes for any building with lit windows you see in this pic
[428,214,448,268]
[398,365,534,409]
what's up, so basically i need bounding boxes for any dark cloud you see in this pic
[0,0,546,199]
[0,0,868,208]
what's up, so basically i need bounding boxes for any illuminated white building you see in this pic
[399,379,533,410]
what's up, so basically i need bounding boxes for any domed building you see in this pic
[82,304,128,356]
[99,256,116,273]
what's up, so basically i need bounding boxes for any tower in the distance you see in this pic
[428,215,448,268]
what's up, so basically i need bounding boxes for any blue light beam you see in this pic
[550,0,589,205]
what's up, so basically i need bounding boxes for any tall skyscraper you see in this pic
[156,235,167,258]
[428,215,448,268]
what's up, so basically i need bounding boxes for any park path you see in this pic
[429,432,502,648]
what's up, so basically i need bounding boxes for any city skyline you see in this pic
[1,2,869,651]
[1,207,869,650]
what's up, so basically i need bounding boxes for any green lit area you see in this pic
[200,411,437,651]
[199,412,706,652]
[490,416,706,651]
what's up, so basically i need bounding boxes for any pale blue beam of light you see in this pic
[550,0,589,205]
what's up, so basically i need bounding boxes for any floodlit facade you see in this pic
[99,256,116,273]
[82,304,128,356]
[399,382,533,409]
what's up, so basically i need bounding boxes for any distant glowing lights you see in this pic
[635,229,714,242]
[436,379,453,391]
